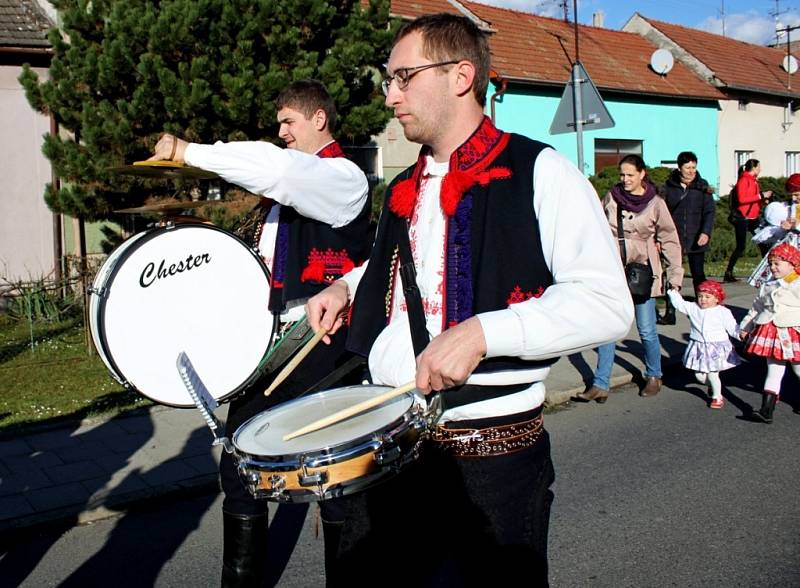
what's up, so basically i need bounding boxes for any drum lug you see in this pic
[375,445,402,465]
[267,474,286,492]
[298,469,328,487]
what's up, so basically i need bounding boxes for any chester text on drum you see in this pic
[139,253,211,288]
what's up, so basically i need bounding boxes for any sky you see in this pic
[477,0,800,46]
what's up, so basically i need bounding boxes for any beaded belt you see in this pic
[431,413,544,457]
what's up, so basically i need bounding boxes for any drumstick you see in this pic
[264,327,329,397]
[283,381,417,441]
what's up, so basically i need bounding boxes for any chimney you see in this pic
[592,11,605,28]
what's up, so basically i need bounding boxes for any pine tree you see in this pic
[20,0,395,221]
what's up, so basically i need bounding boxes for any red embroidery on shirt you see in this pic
[507,285,545,305]
[300,248,355,283]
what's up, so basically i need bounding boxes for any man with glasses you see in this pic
[307,13,632,586]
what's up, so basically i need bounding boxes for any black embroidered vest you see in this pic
[347,118,557,379]
[234,141,371,312]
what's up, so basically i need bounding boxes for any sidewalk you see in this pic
[0,278,756,534]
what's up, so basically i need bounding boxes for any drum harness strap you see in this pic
[394,221,444,425]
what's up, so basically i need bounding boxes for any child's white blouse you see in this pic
[667,290,738,342]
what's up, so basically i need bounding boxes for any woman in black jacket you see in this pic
[659,151,715,324]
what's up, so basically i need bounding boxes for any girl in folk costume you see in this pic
[667,281,740,409]
[739,242,800,423]
[748,173,800,288]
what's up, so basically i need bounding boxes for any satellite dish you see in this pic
[650,49,674,75]
[782,55,798,74]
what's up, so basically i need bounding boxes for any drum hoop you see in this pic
[91,223,274,407]
[232,386,419,459]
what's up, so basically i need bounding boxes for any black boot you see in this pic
[221,511,269,588]
[751,392,778,424]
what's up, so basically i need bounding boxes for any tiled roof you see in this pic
[639,14,797,97]
[466,2,722,100]
[389,0,722,100]
[0,0,52,48]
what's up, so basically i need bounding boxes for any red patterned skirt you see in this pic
[745,321,800,361]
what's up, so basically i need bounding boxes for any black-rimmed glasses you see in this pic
[381,61,459,95]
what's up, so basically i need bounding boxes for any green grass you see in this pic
[0,315,152,433]
[703,258,760,278]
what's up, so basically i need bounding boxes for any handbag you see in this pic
[616,205,654,298]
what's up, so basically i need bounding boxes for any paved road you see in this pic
[4,359,798,587]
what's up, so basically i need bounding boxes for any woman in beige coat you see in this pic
[576,155,684,402]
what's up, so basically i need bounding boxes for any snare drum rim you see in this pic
[89,223,274,408]
[232,385,424,463]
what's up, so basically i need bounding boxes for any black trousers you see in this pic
[329,409,556,587]
[727,217,766,273]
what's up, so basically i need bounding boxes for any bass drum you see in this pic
[89,223,273,407]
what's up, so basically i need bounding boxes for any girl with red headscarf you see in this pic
[739,242,800,422]
[667,281,740,409]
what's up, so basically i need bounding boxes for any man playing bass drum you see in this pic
[150,79,371,587]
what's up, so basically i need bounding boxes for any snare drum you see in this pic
[89,223,273,407]
[233,385,428,502]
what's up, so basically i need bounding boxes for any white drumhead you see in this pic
[234,386,415,455]
[90,224,272,406]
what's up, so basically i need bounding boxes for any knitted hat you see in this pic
[786,173,800,193]
[768,242,800,268]
[696,280,726,303]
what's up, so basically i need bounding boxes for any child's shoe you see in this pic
[709,397,724,409]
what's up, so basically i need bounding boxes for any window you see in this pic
[735,150,753,174]
[786,152,800,175]
[738,100,748,111]
[594,139,643,172]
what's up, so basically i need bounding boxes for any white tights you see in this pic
[763,359,800,396]
[695,371,722,399]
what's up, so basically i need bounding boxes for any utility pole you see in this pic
[557,0,569,23]
[775,21,798,132]
[776,22,800,91]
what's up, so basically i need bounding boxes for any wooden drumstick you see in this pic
[264,327,329,397]
[282,381,417,441]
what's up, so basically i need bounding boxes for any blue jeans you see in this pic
[593,297,662,391]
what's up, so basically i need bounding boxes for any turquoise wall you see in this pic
[492,87,720,190]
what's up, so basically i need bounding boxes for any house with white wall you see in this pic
[0,0,58,284]
[624,13,800,195]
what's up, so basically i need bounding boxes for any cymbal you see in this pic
[108,160,219,180]
[115,200,227,214]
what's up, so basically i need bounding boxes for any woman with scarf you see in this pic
[576,154,683,402]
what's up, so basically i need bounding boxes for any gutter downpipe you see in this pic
[50,114,63,290]
[489,69,508,124]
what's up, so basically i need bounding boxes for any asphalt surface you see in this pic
[3,360,798,587]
